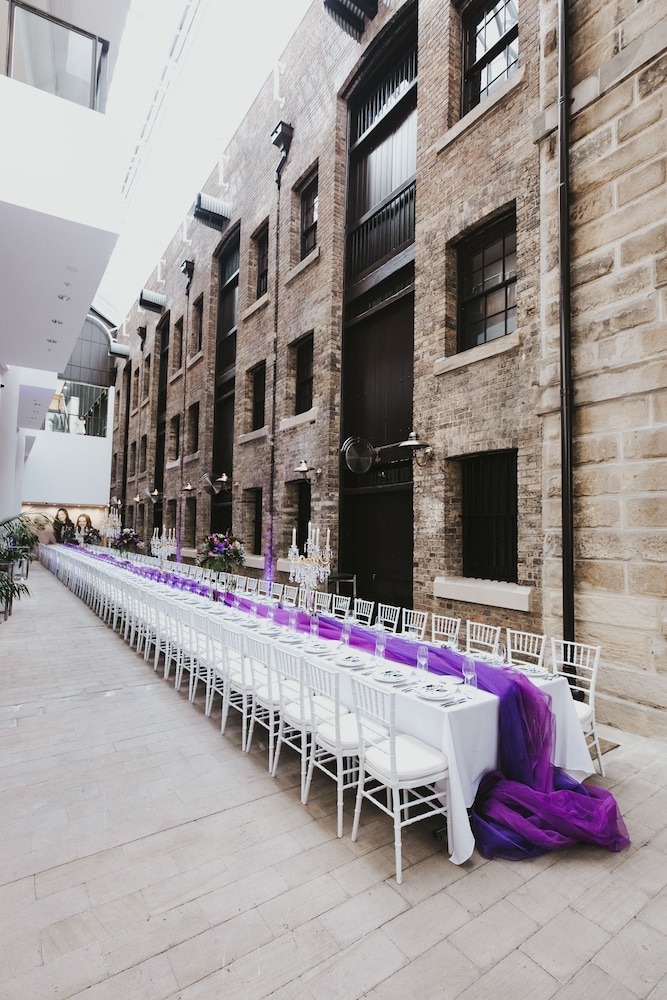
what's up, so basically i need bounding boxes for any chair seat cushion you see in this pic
[284,695,341,728]
[365,733,448,783]
[255,684,281,707]
[317,713,386,753]
[229,669,253,691]
[573,700,594,727]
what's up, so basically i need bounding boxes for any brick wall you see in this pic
[110,0,667,734]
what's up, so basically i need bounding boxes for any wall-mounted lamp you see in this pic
[133,494,143,503]
[341,431,433,473]
[145,488,161,505]
[294,460,322,481]
[271,120,294,187]
[200,473,233,495]
[110,496,123,508]
[180,259,195,295]
[182,482,195,493]
[398,430,434,467]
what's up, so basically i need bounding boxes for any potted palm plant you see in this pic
[0,513,43,619]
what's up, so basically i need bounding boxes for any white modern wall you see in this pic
[21,387,115,507]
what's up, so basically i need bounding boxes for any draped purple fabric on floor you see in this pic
[77,551,629,862]
[310,607,629,861]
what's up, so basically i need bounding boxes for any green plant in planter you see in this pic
[0,513,41,560]
[0,513,47,612]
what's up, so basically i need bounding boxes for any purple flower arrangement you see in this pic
[110,528,144,552]
[196,530,245,573]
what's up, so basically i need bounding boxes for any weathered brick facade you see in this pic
[111,0,667,736]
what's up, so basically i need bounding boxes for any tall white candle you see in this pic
[308,521,312,541]
[292,527,296,547]
[326,528,330,549]
[316,527,320,548]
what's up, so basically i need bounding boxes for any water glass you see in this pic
[496,642,506,665]
[310,615,319,640]
[375,628,386,661]
[340,621,351,649]
[267,606,275,625]
[417,644,429,674]
[289,609,297,633]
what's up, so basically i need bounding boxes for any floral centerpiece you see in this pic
[110,527,144,553]
[83,526,102,545]
[196,530,245,574]
[61,524,79,546]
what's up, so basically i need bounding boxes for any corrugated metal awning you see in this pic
[323,0,377,41]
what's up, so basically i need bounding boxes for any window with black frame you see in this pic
[216,240,239,376]
[300,171,318,259]
[187,402,199,455]
[173,317,183,371]
[248,488,263,555]
[192,295,203,355]
[462,0,518,114]
[251,361,266,431]
[169,414,180,461]
[458,210,517,351]
[460,450,517,582]
[254,223,269,299]
[295,333,313,414]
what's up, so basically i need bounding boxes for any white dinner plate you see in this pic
[373,666,411,684]
[302,641,330,655]
[278,633,303,644]
[336,653,365,668]
[517,665,549,678]
[258,625,282,637]
[414,680,461,702]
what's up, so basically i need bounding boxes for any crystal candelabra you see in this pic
[151,527,176,567]
[101,506,121,543]
[288,522,332,611]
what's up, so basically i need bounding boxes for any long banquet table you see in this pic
[45,544,629,865]
[224,594,594,864]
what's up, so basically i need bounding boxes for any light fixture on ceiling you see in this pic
[294,460,322,481]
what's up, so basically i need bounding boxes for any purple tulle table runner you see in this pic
[67,549,630,862]
[223,595,629,861]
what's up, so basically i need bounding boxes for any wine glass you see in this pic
[289,609,297,633]
[340,621,351,650]
[375,628,386,662]
[462,655,477,695]
[417,644,429,675]
[310,614,319,640]
[496,642,506,666]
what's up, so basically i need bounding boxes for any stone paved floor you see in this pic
[1,562,667,999]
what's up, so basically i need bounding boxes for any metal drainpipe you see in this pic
[121,361,131,527]
[267,150,289,581]
[558,0,575,643]
[178,288,190,563]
